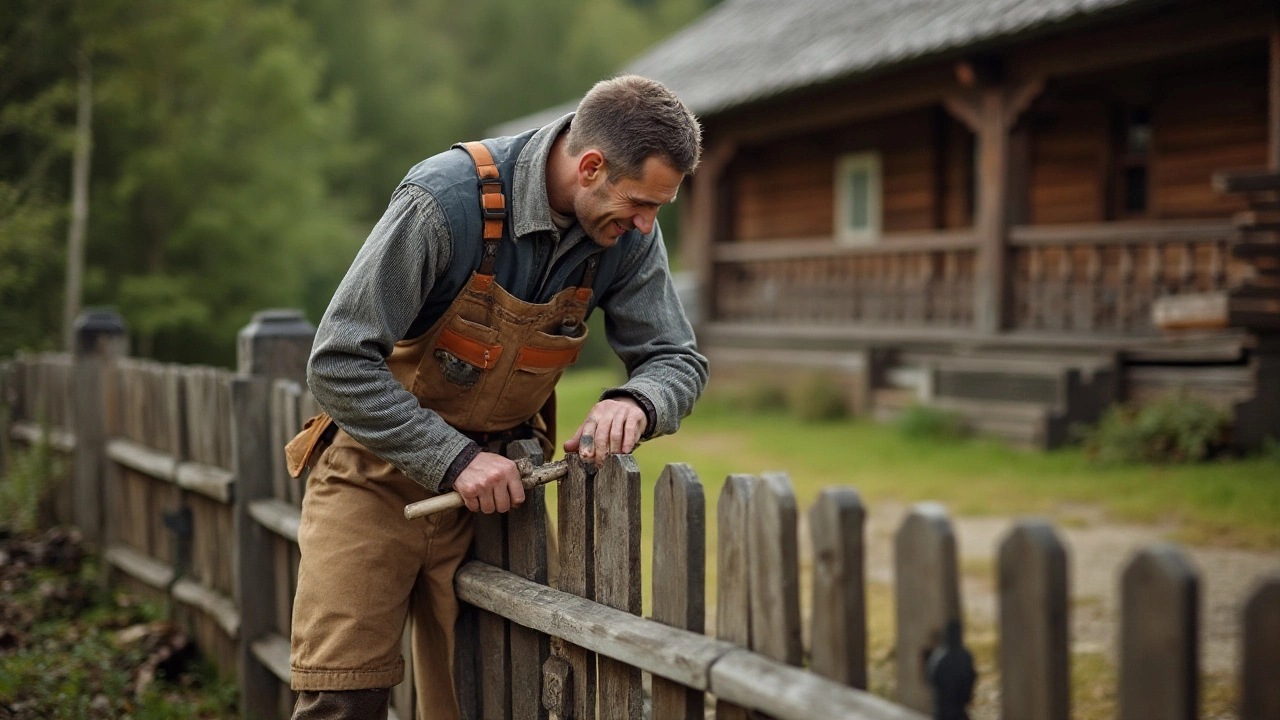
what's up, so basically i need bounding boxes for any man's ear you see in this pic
[577,149,606,187]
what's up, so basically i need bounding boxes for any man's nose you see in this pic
[633,208,658,234]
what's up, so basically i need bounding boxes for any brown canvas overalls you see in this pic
[285,142,594,719]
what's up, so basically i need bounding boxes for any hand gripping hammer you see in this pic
[403,455,588,520]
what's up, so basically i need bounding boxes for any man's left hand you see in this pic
[564,397,647,468]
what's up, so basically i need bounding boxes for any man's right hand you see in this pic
[451,452,526,514]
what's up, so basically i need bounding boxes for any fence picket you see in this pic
[1242,574,1280,720]
[595,453,642,720]
[998,520,1069,720]
[476,504,512,720]
[550,456,596,720]
[809,487,867,689]
[748,472,801,666]
[507,439,550,720]
[1119,544,1199,720]
[652,463,706,720]
[715,473,756,720]
[894,503,962,712]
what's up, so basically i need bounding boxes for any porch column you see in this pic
[945,74,1043,334]
[681,139,735,328]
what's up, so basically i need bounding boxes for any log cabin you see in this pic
[495,0,1280,449]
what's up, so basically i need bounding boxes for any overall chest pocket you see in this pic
[410,315,503,429]
[487,324,588,430]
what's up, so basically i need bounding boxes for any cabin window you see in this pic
[835,152,882,243]
[1112,106,1151,216]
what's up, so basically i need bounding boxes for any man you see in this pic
[285,75,708,719]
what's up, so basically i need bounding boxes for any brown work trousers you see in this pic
[290,431,474,720]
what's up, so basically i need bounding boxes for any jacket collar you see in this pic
[511,112,575,240]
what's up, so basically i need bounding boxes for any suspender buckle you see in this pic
[480,178,506,222]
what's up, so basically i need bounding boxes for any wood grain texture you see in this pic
[715,473,756,720]
[893,503,961,712]
[1119,544,1199,720]
[541,656,571,719]
[651,463,706,720]
[475,505,512,720]
[748,472,802,666]
[809,487,867,689]
[1242,574,1280,720]
[554,456,595,720]
[507,439,549,720]
[594,453,642,720]
[231,375,278,720]
[998,520,1069,720]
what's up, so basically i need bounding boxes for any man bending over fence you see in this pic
[283,75,708,719]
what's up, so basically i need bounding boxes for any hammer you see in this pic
[404,456,585,520]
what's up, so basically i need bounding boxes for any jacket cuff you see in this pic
[600,388,658,440]
[440,441,482,492]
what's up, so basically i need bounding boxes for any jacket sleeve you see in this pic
[597,222,709,438]
[307,185,477,492]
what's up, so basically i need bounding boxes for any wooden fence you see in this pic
[3,312,1279,719]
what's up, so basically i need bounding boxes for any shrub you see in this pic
[1081,391,1231,464]
[895,404,969,442]
[790,374,849,423]
[739,380,789,414]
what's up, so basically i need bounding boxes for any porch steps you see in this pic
[871,351,1120,449]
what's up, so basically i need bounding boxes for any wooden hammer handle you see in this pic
[404,457,572,520]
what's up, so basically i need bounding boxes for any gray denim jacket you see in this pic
[307,114,708,492]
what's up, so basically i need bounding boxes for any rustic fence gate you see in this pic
[2,308,1279,719]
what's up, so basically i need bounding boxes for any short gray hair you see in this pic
[566,75,702,180]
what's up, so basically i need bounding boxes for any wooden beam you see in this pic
[1269,6,1279,169]
[248,498,301,543]
[454,562,928,720]
[174,461,235,504]
[713,231,978,264]
[107,437,176,480]
[683,139,736,325]
[10,422,76,453]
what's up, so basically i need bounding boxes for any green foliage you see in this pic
[894,404,970,442]
[0,431,60,533]
[790,374,849,423]
[1080,391,1232,464]
[740,380,789,414]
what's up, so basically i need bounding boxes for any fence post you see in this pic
[895,503,962,713]
[651,462,705,720]
[715,473,756,720]
[748,472,802,666]
[547,455,595,720]
[1118,543,1199,720]
[809,486,867,689]
[71,310,128,544]
[998,519,1069,720]
[232,374,274,719]
[236,309,314,720]
[1242,574,1280,720]
[507,439,549,720]
[594,453,642,720]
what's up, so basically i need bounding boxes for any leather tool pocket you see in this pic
[286,413,334,478]
[411,315,503,427]
[488,324,587,429]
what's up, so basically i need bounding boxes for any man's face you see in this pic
[574,154,683,247]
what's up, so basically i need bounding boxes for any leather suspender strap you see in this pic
[575,255,600,302]
[455,141,506,275]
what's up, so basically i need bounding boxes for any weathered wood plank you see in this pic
[594,453,642,720]
[709,650,930,720]
[651,463,706,720]
[251,633,292,684]
[475,502,512,719]
[894,503,962,712]
[553,456,595,720]
[455,563,927,720]
[1242,574,1280,720]
[507,439,549,720]
[541,656,571,720]
[249,498,302,543]
[172,577,240,639]
[715,473,756,720]
[809,487,867,689]
[1119,544,1199,720]
[174,461,235,503]
[105,542,174,589]
[107,437,177,481]
[231,375,278,720]
[748,472,802,666]
[998,520,1069,720]
[9,421,76,452]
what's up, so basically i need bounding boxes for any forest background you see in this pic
[1,0,716,364]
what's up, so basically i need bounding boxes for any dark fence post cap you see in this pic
[73,309,129,356]
[238,308,315,339]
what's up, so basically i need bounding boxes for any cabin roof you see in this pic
[490,0,1172,136]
